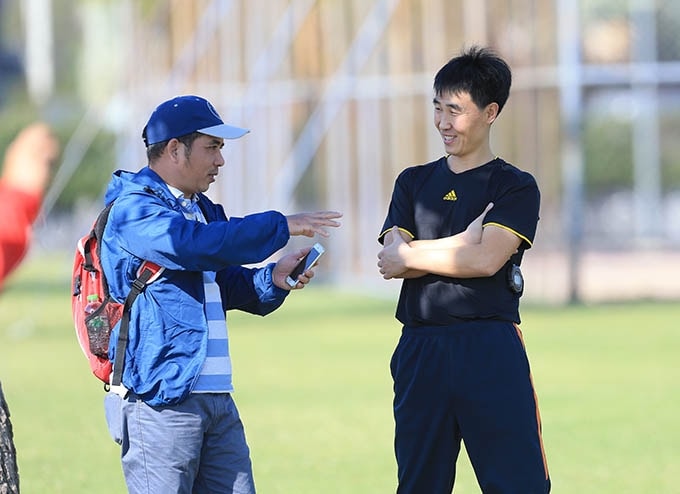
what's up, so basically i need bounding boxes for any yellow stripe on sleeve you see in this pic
[378,227,415,243]
[483,222,533,247]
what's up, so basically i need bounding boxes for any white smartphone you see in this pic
[285,242,326,287]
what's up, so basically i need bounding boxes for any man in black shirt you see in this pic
[378,46,550,494]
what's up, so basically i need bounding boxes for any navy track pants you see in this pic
[390,321,550,494]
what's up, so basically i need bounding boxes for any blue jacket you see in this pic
[101,167,290,406]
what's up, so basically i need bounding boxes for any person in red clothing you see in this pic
[0,122,59,493]
[0,123,59,288]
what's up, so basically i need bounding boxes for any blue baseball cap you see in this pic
[142,95,249,146]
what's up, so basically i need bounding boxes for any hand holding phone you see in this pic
[286,243,326,287]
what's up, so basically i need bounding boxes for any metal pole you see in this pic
[272,0,402,209]
[21,0,54,105]
[630,0,662,241]
[557,0,584,304]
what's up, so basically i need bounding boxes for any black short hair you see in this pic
[146,131,203,162]
[434,46,512,114]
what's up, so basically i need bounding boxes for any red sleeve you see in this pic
[0,181,42,287]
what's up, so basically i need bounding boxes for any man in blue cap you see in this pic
[100,95,342,493]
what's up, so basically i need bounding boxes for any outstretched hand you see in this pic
[1,123,59,195]
[286,210,342,238]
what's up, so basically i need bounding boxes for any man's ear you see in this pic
[485,102,500,124]
[166,138,181,161]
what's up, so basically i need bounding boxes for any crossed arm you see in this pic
[377,203,522,279]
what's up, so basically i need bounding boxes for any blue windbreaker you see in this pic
[100,167,290,406]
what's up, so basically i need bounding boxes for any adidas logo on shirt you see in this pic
[443,189,458,201]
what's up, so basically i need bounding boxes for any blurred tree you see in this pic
[583,116,633,197]
[657,2,680,61]
[0,0,116,213]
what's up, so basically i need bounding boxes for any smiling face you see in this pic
[173,133,225,196]
[433,90,498,170]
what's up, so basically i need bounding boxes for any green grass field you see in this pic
[1,253,679,493]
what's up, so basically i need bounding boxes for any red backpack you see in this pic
[71,203,163,387]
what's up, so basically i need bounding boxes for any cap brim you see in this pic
[198,123,250,140]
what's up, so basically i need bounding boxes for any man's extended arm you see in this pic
[0,124,58,287]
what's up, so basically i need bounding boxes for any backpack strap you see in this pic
[83,204,113,271]
[110,260,164,388]
[82,204,115,299]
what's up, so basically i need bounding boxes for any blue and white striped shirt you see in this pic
[172,187,233,393]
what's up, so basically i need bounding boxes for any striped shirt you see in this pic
[193,270,233,393]
[172,188,233,393]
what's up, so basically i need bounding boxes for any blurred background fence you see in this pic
[2,0,680,304]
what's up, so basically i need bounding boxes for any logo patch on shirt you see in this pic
[443,189,458,201]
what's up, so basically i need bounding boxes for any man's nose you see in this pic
[438,115,453,129]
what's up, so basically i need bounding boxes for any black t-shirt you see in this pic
[379,157,540,326]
